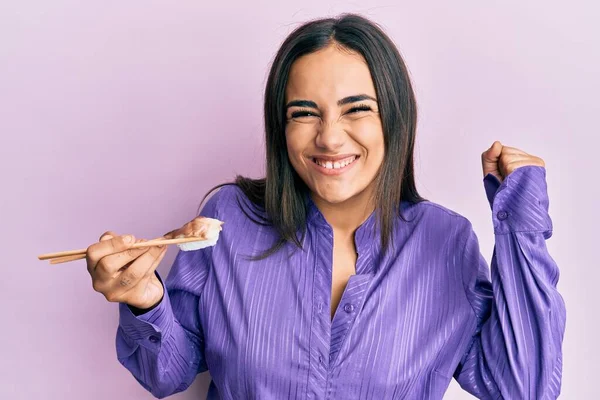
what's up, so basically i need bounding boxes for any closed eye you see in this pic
[290,110,318,118]
[288,103,374,120]
[347,104,373,114]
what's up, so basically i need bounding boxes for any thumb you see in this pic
[99,231,118,242]
[481,141,503,179]
[162,229,177,240]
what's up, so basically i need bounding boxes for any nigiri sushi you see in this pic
[164,217,224,251]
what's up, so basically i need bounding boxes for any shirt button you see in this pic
[343,303,355,313]
[497,210,508,220]
[318,355,323,363]
[148,335,159,343]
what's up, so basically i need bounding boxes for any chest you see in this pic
[330,237,358,319]
[200,234,472,399]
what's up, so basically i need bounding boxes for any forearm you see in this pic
[456,166,567,399]
[457,229,566,398]
[115,274,205,398]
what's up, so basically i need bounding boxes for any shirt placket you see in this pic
[306,220,375,400]
[307,225,333,400]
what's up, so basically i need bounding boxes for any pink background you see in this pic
[2,1,597,398]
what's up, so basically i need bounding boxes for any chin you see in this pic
[314,189,356,205]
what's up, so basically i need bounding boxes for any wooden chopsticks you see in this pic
[38,236,207,265]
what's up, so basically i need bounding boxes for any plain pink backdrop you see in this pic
[2,1,597,399]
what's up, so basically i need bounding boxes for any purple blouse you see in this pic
[116,165,566,399]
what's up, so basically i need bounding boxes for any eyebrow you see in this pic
[285,94,377,110]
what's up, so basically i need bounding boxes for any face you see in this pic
[284,44,385,207]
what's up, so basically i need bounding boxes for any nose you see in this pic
[315,121,345,151]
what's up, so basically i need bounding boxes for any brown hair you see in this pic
[199,13,427,260]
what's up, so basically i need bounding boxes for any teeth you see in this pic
[314,156,357,169]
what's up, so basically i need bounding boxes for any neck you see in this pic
[311,184,376,237]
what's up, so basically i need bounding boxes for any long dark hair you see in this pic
[198,13,427,260]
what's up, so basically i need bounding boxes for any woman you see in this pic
[86,13,566,399]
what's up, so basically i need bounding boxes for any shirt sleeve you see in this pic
[115,189,223,398]
[453,166,567,399]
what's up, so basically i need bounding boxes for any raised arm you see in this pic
[454,166,567,399]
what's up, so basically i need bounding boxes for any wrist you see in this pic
[127,292,163,316]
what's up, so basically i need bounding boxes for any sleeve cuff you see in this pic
[118,271,174,353]
[483,165,553,238]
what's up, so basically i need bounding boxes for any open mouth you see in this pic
[310,155,360,175]
[311,155,359,170]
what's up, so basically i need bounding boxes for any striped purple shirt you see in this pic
[116,165,566,399]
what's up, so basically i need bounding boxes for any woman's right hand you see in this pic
[86,231,169,310]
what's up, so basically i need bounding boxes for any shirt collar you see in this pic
[304,191,380,257]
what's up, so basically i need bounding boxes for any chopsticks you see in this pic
[38,236,207,265]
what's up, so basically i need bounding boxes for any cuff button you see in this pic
[148,335,159,343]
[497,210,509,220]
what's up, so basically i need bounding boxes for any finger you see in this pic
[499,154,531,172]
[87,234,136,271]
[162,229,178,240]
[110,244,167,296]
[109,246,167,306]
[91,238,152,292]
[99,231,118,242]
[498,145,529,156]
[95,243,151,278]
[88,233,120,274]
[499,153,531,163]
[504,159,545,174]
[140,244,168,281]
[481,141,503,163]
[481,141,505,178]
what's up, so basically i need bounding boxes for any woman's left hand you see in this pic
[481,140,545,184]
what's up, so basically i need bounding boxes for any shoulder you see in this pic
[405,199,473,241]
[197,184,243,216]
[197,183,279,258]
[198,183,267,227]
[405,198,469,222]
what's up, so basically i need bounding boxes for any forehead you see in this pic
[286,45,376,102]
